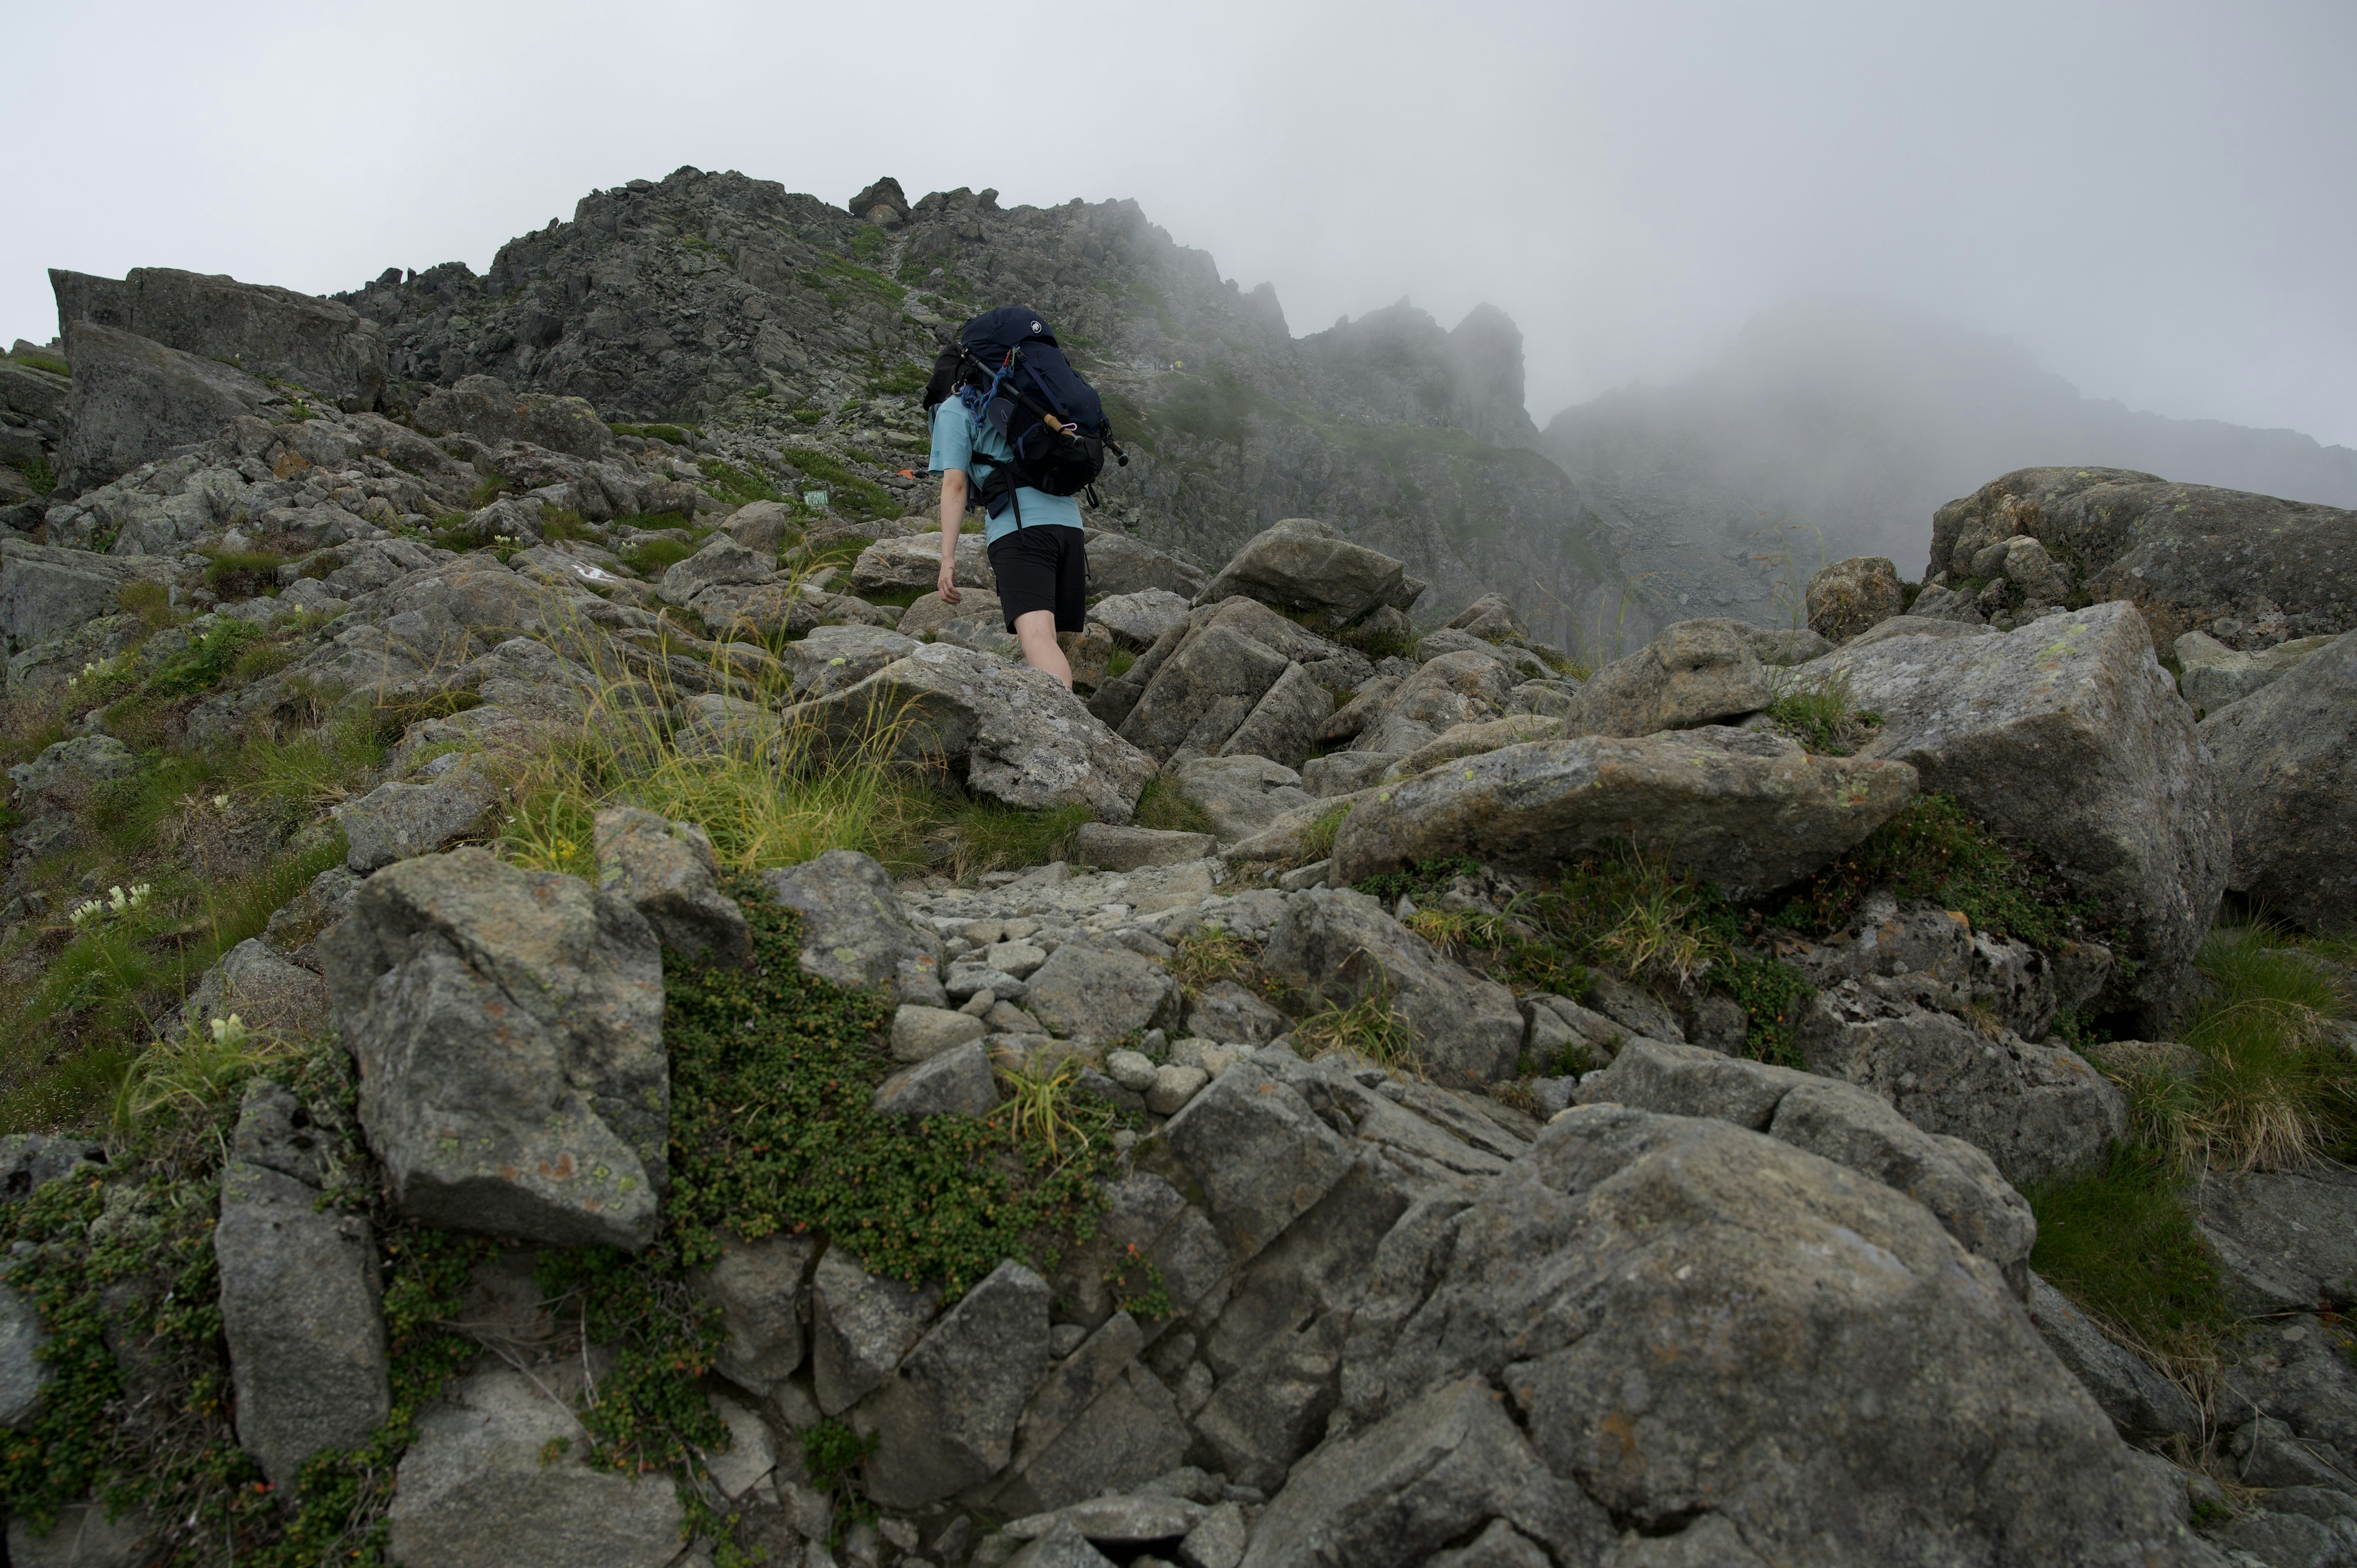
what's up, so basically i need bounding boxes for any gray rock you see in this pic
[1172,754,1312,843]
[215,1118,389,1488]
[891,1004,988,1062]
[2221,1315,2357,1478]
[2215,1507,2357,1568]
[718,499,795,555]
[786,643,1155,822]
[1341,1105,2213,1566]
[873,1040,999,1119]
[1010,1492,1206,1543]
[1218,662,1334,771]
[659,535,775,604]
[1024,941,1177,1043]
[1582,973,1686,1044]
[781,623,921,697]
[2026,1270,2204,1440]
[1120,625,1292,762]
[1262,889,1525,1086]
[1773,891,2095,1043]
[182,937,330,1039]
[0,1276,48,1429]
[1076,822,1217,870]
[853,533,994,593]
[1446,593,1530,643]
[1090,587,1195,646]
[1827,600,2229,1019]
[1333,726,1916,901]
[983,940,1049,978]
[693,1230,818,1397]
[319,848,668,1250]
[762,849,942,992]
[1302,750,1401,797]
[1564,618,1779,736]
[948,965,1030,1003]
[2174,628,2335,714]
[1007,1520,1118,1568]
[2197,1164,2357,1311]
[1178,1502,1250,1568]
[1382,715,1566,781]
[2226,1414,2357,1491]
[996,1350,1191,1515]
[1846,613,1997,650]
[1801,984,2126,1190]
[1807,556,1906,643]
[1085,531,1210,600]
[1356,651,1517,755]
[860,1259,1051,1508]
[594,806,748,965]
[6,1502,159,1567]
[413,374,609,458]
[1149,1059,1357,1262]
[811,1248,941,1415]
[1186,979,1289,1046]
[53,263,387,409]
[58,320,279,488]
[0,541,177,659]
[1147,1063,1209,1114]
[1242,1377,1611,1568]
[2200,630,2357,935]
[1194,1313,1349,1491]
[385,1364,683,1568]
[1,1134,106,1202]
[1576,1038,2037,1288]
[1200,518,1415,625]
[334,769,499,873]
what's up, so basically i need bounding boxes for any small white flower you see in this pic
[212,795,230,809]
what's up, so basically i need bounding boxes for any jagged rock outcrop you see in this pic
[53,264,388,410]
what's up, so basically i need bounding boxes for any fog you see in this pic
[6,0,2351,447]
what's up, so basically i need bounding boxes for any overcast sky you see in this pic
[6,0,2351,445]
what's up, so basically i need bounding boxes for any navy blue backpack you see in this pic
[923,306,1127,523]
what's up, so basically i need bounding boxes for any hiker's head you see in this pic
[920,345,968,414]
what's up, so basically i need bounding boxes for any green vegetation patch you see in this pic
[941,799,1090,884]
[1130,775,1215,838]
[8,453,58,494]
[2030,1145,2232,1370]
[781,447,896,522]
[699,458,787,508]
[1773,792,2097,954]
[665,881,1121,1291]
[1763,667,1881,755]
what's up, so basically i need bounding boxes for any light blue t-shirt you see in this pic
[928,398,1084,545]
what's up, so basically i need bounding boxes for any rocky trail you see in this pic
[1,179,2355,1568]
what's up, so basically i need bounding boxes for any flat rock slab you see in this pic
[1174,754,1312,843]
[1199,517,1415,625]
[1023,941,1176,1043]
[873,1040,999,1119]
[762,849,941,992]
[2197,1164,2357,1312]
[1331,726,1916,901]
[1076,822,1217,870]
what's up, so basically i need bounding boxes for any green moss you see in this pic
[619,536,699,577]
[1131,775,1215,837]
[847,225,888,262]
[11,349,69,377]
[1771,792,2098,953]
[150,619,262,697]
[202,551,285,601]
[801,257,906,313]
[699,458,787,508]
[7,453,58,494]
[780,447,895,522]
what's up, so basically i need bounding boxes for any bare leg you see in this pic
[1013,609,1072,689]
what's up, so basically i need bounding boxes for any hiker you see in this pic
[924,306,1123,690]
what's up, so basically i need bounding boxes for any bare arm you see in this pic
[937,470,967,604]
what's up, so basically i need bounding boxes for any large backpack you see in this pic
[925,306,1127,523]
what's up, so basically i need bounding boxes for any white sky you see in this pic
[6,0,2352,445]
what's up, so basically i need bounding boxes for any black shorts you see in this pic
[986,524,1088,635]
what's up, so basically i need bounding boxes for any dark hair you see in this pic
[921,346,976,415]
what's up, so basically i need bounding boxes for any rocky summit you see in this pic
[1,170,2355,1568]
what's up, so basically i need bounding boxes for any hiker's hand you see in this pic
[938,561,961,604]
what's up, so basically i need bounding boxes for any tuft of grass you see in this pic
[1131,774,1216,837]
[1170,924,1263,1002]
[617,535,700,578]
[1763,667,1880,755]
[1106,645,1136,680]
[203,550,287,601]
[1294,979,1417,1071]
[1773,792,2097,954]
[112,1014,300,1137]
[1297,803,1351,865]
[699,457,787,508]
[2030,1145,2233,1380]
[117,579,173,629]
[941,798,1089,883]
[989,1056,1096,1163]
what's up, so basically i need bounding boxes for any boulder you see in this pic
[333,768,500,873]
[1564,619,1779,736]
[858,1259,1052,1507]
[2024,1270,2204,1440]
[785,643,1155,822]
[1083,531,1209,598]
[1217,662,1331,770]
[1355,651,1517,755]
[811,1248,942,1415]
[1088,587,1194,646]
[181,935,329,1043]
[0,539,177,658]
[319,848,668,1251]
[412,374,610,459]
[214,1084,389,1488]
[1771,891,2100,1043]
[385,1364,683,1568]
[1199,518,1416,625]
[52,264,387,410]
[873,1041,999,1119]
[56,320,279,489]
[594,806,749,966]
[691,1230,819,1397]
[1023,941,1178,1043]
[853,533,993,592]
[2196,1164,2357,1311]
[779,623,921,697]
[1825,600,2229,1015]
[2199,630,2356,935]
[1574,1038,2035,1288]
[1334,1104,2213,1567]
[718,500,795,555]
[1806,556,1906,643]
[1332,727,1915,899]
[1382,716,1563,781]
[1931,466,2357,649]
[1173,755,1312,843]
[1801,984,2126,1190]
[891,1005,987,1062]
[658,536,775,604]
[895,586,1004,638]
[1446,593,1529,643]
[2173,628,2334,714]
[1261,889,1525,1086]
[1149,1059,1357,1262]
[1187,979,1290,1046]
[1074,822,1216,870]
[761,849,942,992]
[1119,624,1291,761]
